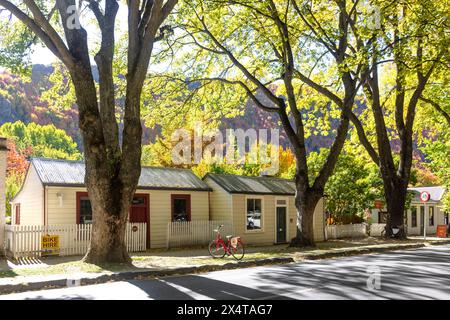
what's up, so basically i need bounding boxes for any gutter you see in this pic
[42,183,212,192]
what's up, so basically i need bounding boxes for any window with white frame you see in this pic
[246,198,262,230]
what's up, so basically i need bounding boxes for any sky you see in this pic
[31,3,130,66]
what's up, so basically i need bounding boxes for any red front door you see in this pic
[129,194,149,248]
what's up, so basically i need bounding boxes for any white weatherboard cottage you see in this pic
[406,187,448,235]
[9,157,326,255]
[11,157,212,249]
[371,186,448,235]
[204,173,325,245]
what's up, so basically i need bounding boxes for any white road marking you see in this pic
[159,279,213,300]
[219,291,250,300]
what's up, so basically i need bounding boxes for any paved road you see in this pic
[1,245,450,300]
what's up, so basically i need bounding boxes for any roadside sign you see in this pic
[374,200,383,209]
[420,191,430,203]
[41,234,60,256]
[437,225,447,238]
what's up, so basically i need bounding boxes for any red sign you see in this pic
[420,191,430,203]
[374,200,383,209]
[437,225,447,238]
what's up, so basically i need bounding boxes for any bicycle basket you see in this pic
[230,237,240,248]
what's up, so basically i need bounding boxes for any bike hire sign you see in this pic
[41,234,60,256]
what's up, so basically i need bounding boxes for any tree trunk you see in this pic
[382,177,408,239]
[69,68,140,264]
[290,189,321,247]
[83,192,131,264]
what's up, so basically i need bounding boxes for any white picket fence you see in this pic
[369,223,386,237]
[4,223,147,259]
[326,223,367,239]
[167,220,232,248]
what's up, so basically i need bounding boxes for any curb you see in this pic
[81,257,295,286]
[300,243,426,260]
[426,239,450,246]
[1,240,449,296]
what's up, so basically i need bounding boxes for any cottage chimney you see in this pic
[0,137,7,253]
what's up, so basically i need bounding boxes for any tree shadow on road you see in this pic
[128,275,293,300]
[255,246,450,300]
[19,275,292,300]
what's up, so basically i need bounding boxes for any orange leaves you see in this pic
[6,139,30,178]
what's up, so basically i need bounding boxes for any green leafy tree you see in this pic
[421,130,450,211]
[0,0,178,263]
[339,0,448,236]
[282,140,383,224]
[0,121,81,159]
[308,148,382,224]
[159,0,373,246]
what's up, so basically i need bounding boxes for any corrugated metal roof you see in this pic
[205,173,296,195]
[31,158,211,191]
[408,186,446,202]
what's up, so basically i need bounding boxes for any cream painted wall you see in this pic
[232,194,325,246]
[11,165,44,225]
[46,186,85,225]
[204,177,232,222]
[406,202,446,235]
[45,186,210,249]
[148,189,209,248]
[205,176,325,245]
[232,194,276,245]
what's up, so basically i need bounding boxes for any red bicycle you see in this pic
[208,225,245,260]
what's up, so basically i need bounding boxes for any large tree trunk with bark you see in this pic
[290,189,322,247]
[68,66,141,263]
[84,192,131,264]
[381,176,408,238]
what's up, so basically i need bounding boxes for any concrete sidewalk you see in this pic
[1,237,449,296]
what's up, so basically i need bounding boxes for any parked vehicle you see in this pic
[208,225,245,260]
[247,212,261,229]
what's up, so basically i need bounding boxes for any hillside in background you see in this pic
[0,65,338,153]
[0,65,82,147]
[0,65,430,163]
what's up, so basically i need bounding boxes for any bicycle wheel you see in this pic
[231,241,245,260]
[209,240,226,258]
